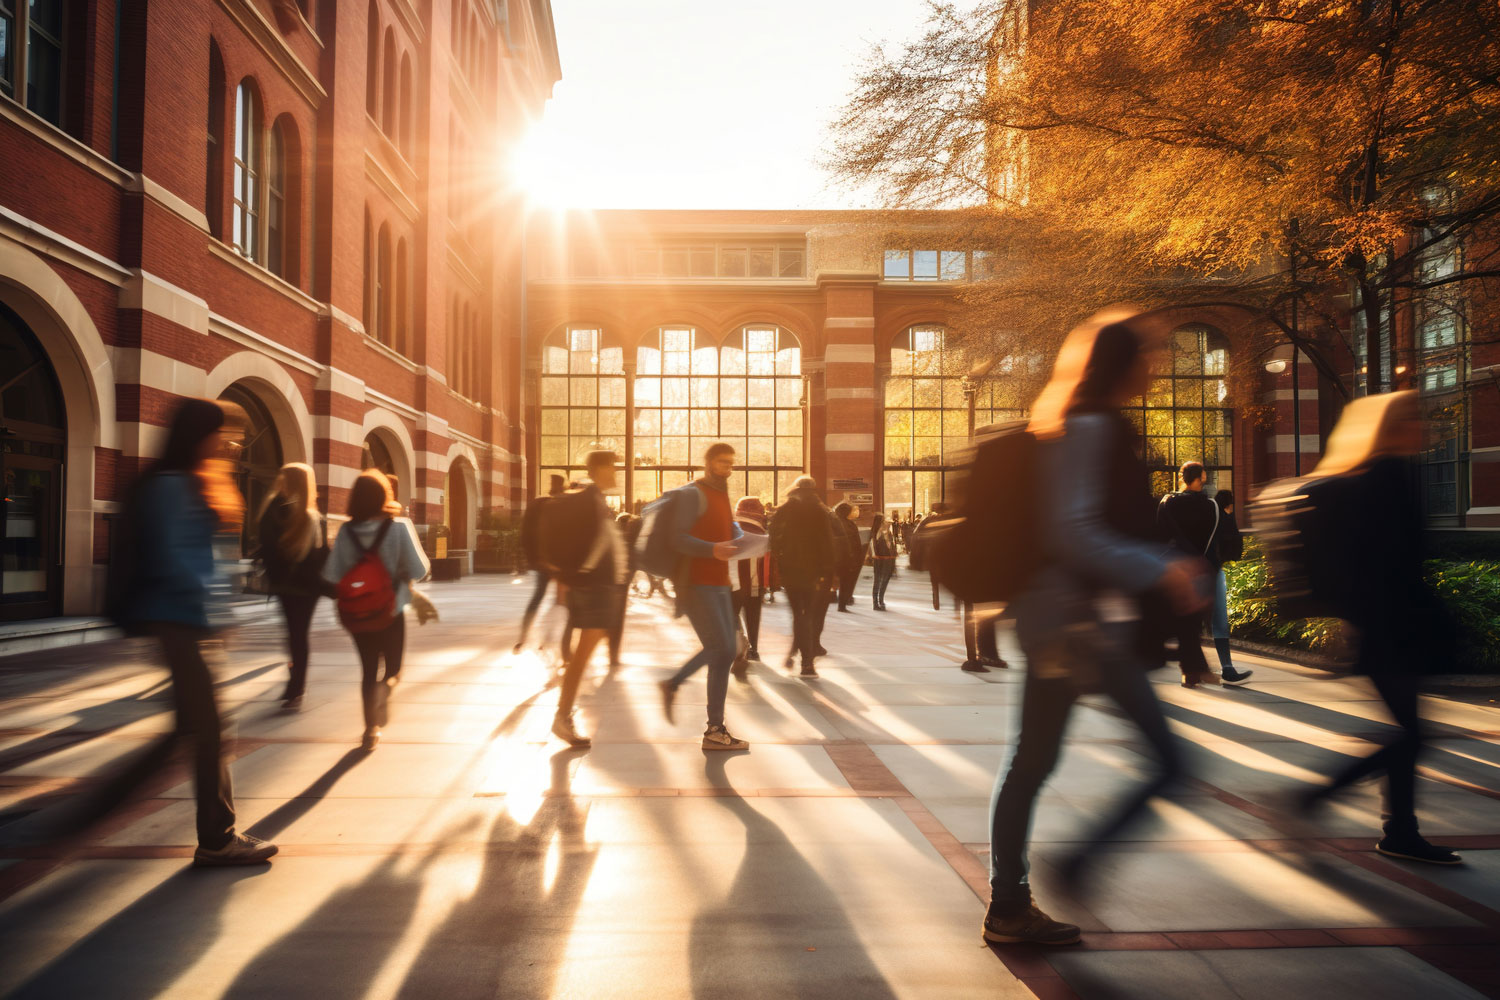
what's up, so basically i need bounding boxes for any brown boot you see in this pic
[981,900,1081,946]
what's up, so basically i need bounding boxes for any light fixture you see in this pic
[1395,364,1408,375]
[1264,358,1288,374]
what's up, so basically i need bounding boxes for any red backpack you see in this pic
[336,519,397,633]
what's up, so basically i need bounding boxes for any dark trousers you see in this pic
[964,602,1000,663]
[785,586,819,665]
[157,625,237,849]
[352,615,405,728]
[837,564,860,609]
[930,574,942,610]
[607,585,627,664]
[1323,665,1422,836]
[813,582,832,648]
[276,593,319,698]
[989,623,1180,908]
[872,561,895,606]
[1174,611,1212,680]
[517,570,551,645]
[733,589,762,651]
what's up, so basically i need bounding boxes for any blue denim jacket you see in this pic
[129,472,221,628]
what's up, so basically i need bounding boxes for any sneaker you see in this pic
[800,666,818,678]
[747,648,760,662]
[702,725,749,751]
[659,679,677,725]
[281,695,303,712]
[980,656,1008,670]
[814,645,828,657]
[375,677,398,727]
[1376,835,1463,865]
[1222,665,1254,685]
[981,902,1081,946]
[360,726,381,751]
[552,712,592,748]
[784,656,796,671]
[961,660,991,673]
[193,833,278,867]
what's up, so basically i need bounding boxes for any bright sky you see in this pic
[510,1,942,210]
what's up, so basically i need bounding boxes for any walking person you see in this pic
[1209,489,1250,683]
[257,462,331,710]
[1158,461,1250,686]
[656,444,751,751]
[323,469,430,751]
[515,474,565,652]
[539,451,627,747]
[113,397,278,865]
[609,511,641,668]
[911,505,949,610]
[730,497,773,676]
[1293,391,1461,865]
[769,476,836,677]
[961,602,1007,673]
[833,502,863,612]
[869,512,898,610]
[984,310,1207,944]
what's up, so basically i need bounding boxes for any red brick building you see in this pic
[526,210,1499,531]
[0,0,559,621]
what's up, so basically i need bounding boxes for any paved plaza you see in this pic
[0,565,1497,999]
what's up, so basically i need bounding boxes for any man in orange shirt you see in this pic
[658,443,750,750]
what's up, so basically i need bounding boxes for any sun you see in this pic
[506,120,583,210]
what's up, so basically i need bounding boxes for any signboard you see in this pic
[846,492,875,505]
[831,478,870,491]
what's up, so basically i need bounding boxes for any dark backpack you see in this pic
[1252,475,1360,620]
[539,487,608,585]
[336,519,397,633]
[634,483,705,580]
[928,420,1042,604]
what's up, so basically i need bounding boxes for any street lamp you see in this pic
[1263,341,1301,475]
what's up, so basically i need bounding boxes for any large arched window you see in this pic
[883,324,1026,517]
[1123,323,1233,497]
[266,121,287,279]
[376,223,392,346]
[634,325,803,506]
[381,29,396,136]
[394,238,409,355]
[366,2,380,117]
[539,326,626,488]
[398,53,413,157]
[232,81,261,261]
[206,41,226,238]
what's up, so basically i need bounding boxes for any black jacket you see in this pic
[835,517,863,570]
[769,492,837,590]
[256,501,329,597]
[1157,489,1221,561]
[520,496,552,568]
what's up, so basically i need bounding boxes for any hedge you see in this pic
[1224,536,1500,674]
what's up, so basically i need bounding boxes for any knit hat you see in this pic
[788,475,817,495]
[735,496,767,528]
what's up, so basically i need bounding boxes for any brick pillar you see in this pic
[821,283,878,519]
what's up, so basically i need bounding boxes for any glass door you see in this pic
[1,453,61,620]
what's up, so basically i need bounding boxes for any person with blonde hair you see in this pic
[257,462,330,710]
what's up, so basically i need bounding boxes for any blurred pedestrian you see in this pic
[833,502,863,611]
[869,512,897,610]
[256,462,331,710]
[1210,489,1248,682]
[984,309,1207,945]
[113,397,277,865]
[961,602,1006,673]
[539,451,626,747]
[911,505,949,610]
[324,469,430,751]
[770,476,836,677]
[656,444,751,750]
[1293,391,1460,865]
[515,474,565,652]
[730,496,772,674]
[610,511,642,668]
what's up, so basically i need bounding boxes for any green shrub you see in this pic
[1225,536,1500,673]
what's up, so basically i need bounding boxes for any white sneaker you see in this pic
[193,833,278,867]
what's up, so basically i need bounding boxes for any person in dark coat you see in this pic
[1295,390,1461,866]
[256,462,332,709]
[515,474,565,652]
[1157,462,1252,686]
[769,476,836,677]
[1209,488,1247,680]
[730,497,772,671]
[868,512,898,610]
[832,502,864,611]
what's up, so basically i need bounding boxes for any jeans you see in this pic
[157,625,237,849]
[352,615,405,728]
[518,570,551,644]
[1211,569,1230,640]
[277,593,319,698]
[989,620,1180,909]
[668,584,736,727]
[785,586,819,665]
[873,561,895,605]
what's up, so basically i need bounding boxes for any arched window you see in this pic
[539,327,626,488]
[266,120,287,278]
[376,223,391,346]
[398,53,413,156]
[218,383,284,559]
[883,325,1026,517]
[363,208,374,328]
[394,238,408,355]
[232,81,261,261]
[366,2,380,117]
[634,325,803,506]
[206,41,226,238]
[381,29,396,136]
[1123,324,1233,496]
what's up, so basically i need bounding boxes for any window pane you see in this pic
[569,380,597,407]
[886,377,911,407]
[747,379,775,407]
[748,249,774,277]
[662,409,689,435]
[747,410,775,436]
[691,409,717,435]
[691,249,715,276]
[721,379,746,406]
[747,437,773,465]
[885,433,911,465]
[720,346,746,375]
[720,248,746,277]
[662,436,689,465]
[884,250,910,280]
[776,436,801,466]
[541,436,568,464]
[913,437,942,466]
[600,409,626,436]
[779,249,805,278]
[913,250,939,280]
[776,377,801,406]
[541,376,567,405]
[912,379,942,406]
[691,377,718,407]
[632,248,658,275]
[540,409,567,434]
[635,376,661,406]
[663,248,689,276]
[940,251,967,280]
[721,409,746,435]
[884,471,913,512]
[776,409,802,436]
[663,378,689,406]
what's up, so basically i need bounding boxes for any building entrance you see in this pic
[0,303,67,620]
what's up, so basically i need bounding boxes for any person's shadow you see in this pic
[689,754,898,1000]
